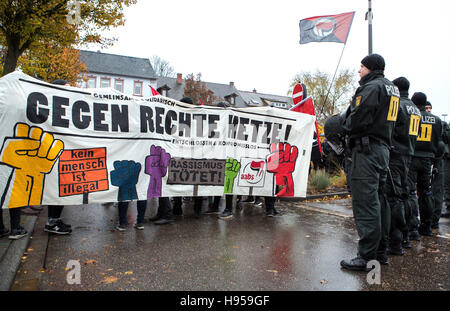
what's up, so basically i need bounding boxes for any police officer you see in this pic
[442,121,450,218]
[385,77,420,255]
[406,93,443,238]
[429,103,450,228]
[340,54,399,271]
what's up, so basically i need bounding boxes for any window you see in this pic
[161,89,167,97]
[114,79,124,92]
[134,81,143,96]
[100,77,111,88]
[271,102,287,109]
[87,76,96,88]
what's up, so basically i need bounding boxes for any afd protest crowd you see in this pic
[0,51,449,274]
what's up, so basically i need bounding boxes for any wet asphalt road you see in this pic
[11,197,450,291]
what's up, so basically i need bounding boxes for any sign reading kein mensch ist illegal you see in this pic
[58,148,108,196]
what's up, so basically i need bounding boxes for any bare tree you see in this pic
[150,55,176,77]
[290,69,357,123]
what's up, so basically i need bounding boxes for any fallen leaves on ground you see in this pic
[85,259,97,265]
[101,276,118,284]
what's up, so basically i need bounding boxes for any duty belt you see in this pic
[350,136,386,154]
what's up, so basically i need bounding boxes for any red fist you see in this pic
[267,142,298,197]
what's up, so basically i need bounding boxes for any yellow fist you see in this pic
[0,123,64,208]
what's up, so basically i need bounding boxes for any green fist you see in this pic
[224,158,241,194]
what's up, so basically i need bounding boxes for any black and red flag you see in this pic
[299,11,355,44]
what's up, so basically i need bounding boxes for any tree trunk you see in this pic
[1,36,21,77]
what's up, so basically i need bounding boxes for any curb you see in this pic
[0,215,38,291]
[278,192,350,202]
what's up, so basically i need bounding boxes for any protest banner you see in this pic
[0,72,315,208]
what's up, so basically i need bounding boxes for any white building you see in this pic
[78,50,157,97]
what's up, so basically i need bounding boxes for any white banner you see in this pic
[0,72,315,208]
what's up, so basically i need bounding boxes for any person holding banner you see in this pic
[171,97,207,219]
[116,200,148,231]
[0,210,7,238]
[43,79,73,235]
[340,54,398,271]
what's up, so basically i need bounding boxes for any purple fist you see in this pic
[145,145,171,198]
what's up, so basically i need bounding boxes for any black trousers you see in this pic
[158,197,173,220]
[265,196,276,213]
[0,208,20,230]
[211,195,233,212]
[406,156,433,232]
[0,208,4,231]
[48,205,64,219]
[445,157,450,209]
[431,157,444,226]
[385,153,411,247]
[350,143,389,260]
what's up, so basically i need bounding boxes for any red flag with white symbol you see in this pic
[299,11,355,44]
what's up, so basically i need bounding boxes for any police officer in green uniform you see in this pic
[442,121,450,218]
[429,102,450,228]
[340,54,399,271]
[406,93,443,238]
[385,77,420,255]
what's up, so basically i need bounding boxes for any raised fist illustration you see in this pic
[224,158,241,194]
[0,123,64,208]
[267,142,298,197]
[110,160,142,201]
[145,145,171,198]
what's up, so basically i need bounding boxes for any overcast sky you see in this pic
[99,0,450,119]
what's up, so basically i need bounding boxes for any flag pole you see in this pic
[319,42,347,116]
[367,0,373,54]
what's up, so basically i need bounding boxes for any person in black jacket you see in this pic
[427,103,449,229]
[340,54,398,271]
[442,121,450,218]
[405,92,443,238]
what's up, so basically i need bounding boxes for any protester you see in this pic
[171,96,205,219]
[265,196,280,217]
[43,79,73,235]
[8,207,27,240]
[150,197,174,225]
[0,209,9,238]
[116,200,147,231]
[340,54,397,271]
[241,195,263,207]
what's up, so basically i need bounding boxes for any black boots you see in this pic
[340,256,372,272]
